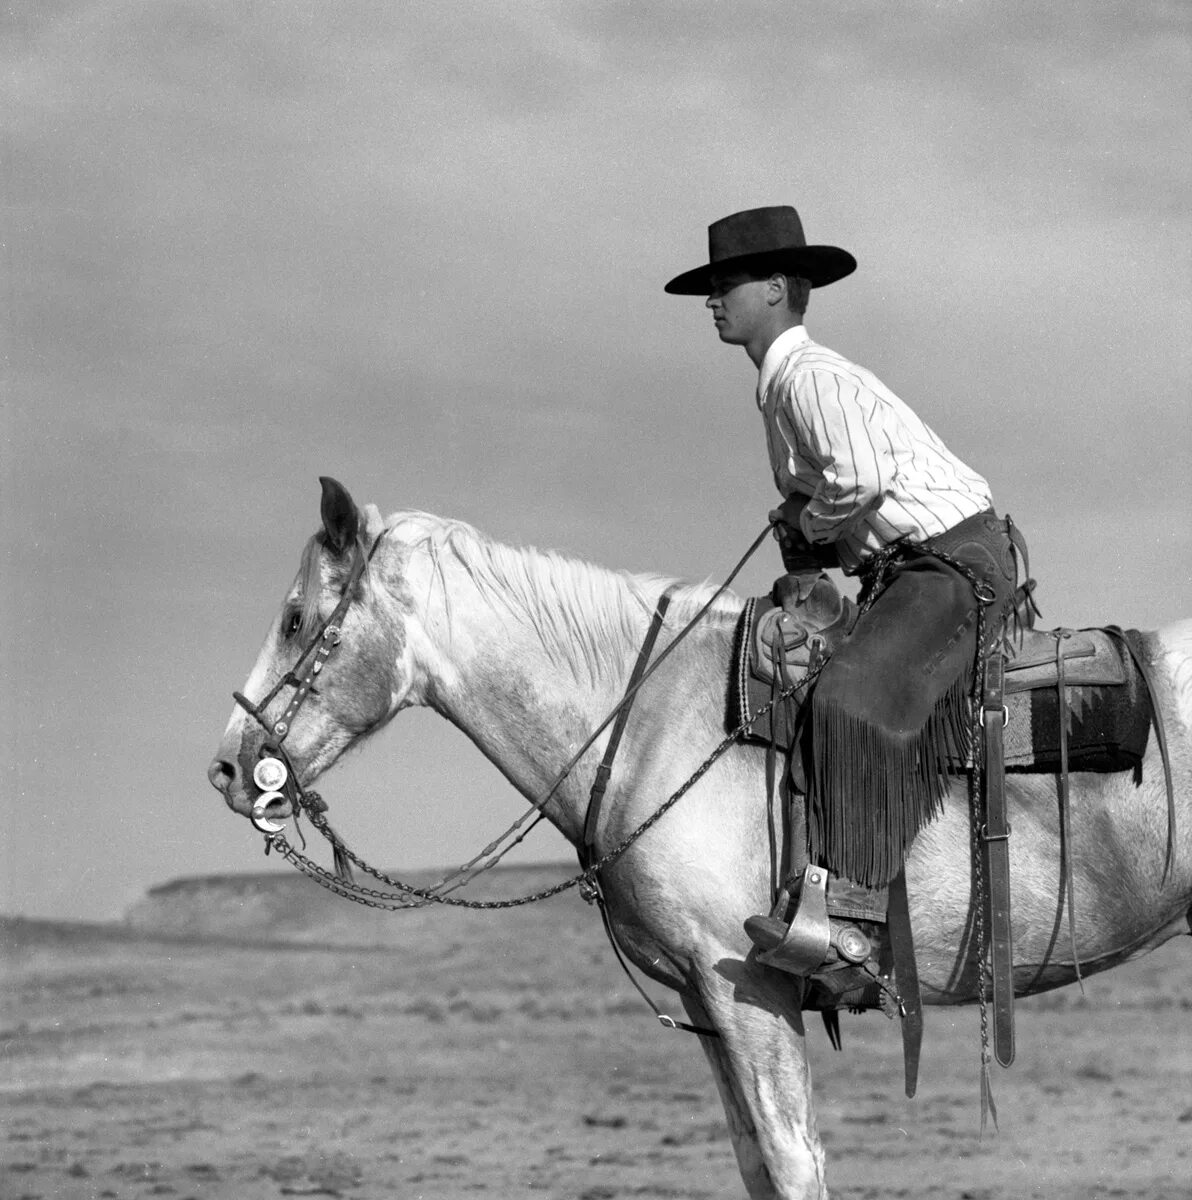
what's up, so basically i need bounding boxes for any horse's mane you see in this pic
[383,511,742,685]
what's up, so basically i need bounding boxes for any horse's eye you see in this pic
[283,611,302,639]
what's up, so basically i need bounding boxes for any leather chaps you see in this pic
[804,510,1020,888]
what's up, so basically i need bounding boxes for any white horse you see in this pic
[208,478,1192,1200]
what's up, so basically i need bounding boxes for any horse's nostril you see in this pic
[207,759,236,792]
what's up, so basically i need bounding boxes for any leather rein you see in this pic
[229,523,777,911]
[226,523,794,1039]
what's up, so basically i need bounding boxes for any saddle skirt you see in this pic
[730,587,1153,776]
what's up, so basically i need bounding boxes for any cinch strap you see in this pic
[579,587,721,1040]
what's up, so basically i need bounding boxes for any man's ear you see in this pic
[319,476,359,556]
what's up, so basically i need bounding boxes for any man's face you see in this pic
[704,271,773,346]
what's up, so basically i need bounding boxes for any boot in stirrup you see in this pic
[746,866,829,975]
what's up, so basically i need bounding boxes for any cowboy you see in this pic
[666,205,1024,890]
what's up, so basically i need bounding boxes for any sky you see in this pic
[3,1,1189,921]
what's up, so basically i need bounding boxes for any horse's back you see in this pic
[902,617,1192,1000]
[1153,618,1192,731]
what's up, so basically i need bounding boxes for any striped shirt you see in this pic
[757,326,992,573]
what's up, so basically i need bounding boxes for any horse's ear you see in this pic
[319,476,359,556]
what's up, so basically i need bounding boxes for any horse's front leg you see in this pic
[683,958,828,1200]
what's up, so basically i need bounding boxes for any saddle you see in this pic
[733,589,1154,777]
[733,571,1170,1093]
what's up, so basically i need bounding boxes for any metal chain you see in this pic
[939,552,998,1090]
[294,522,777,905]
[265,537,996,952]
[271,536,1007,1115]
[266,660,826,911]
[967,601,994,1088]
[259,524,777,907]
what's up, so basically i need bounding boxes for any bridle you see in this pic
[232,533,380,834]
[227,519,775,871]
[222,519,787,1039]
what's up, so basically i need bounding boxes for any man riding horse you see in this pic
[666,205,1024,911]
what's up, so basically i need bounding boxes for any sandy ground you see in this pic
[2,866,1190,1200]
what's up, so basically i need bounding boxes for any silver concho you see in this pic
[253,757,288,792]
[835,925,872,965]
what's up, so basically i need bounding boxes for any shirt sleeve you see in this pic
[781,366,889,544]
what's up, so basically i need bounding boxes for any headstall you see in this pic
[232,533,380,834]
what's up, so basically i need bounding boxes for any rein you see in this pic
[233,523,778,911]
[228,520,1006,1065]
[266,654,825,909]
[575,585,719,1036]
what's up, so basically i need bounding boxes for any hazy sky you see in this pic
[4,1,1189,920]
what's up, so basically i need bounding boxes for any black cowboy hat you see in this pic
[664,205,856,294]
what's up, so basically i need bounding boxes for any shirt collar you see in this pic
[756,325,811,405]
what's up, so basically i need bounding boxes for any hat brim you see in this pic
[664,246,857,295]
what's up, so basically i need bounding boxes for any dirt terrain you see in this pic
[3,864,1189,1200]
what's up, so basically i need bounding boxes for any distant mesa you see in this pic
[119,863,583,948]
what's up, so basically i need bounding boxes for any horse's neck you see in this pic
[414,551,659,838]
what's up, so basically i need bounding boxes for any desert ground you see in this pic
[3,863,1189,1200]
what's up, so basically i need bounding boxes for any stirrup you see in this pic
[745,866,840,976]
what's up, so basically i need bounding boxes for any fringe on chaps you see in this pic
[803,512,1019,890]
[808,672,972,889]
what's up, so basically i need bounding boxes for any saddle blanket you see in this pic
[729,597,1153,776]
[1002,628,1152,773]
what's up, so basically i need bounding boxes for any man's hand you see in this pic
[768,494,810,533]
[769,495,813,567]
[769,494,838,572]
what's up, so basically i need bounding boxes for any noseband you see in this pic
[233,533,380,833]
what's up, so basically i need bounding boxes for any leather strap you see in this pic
[234,533,379,745]
[887,869,922,1098]
[578,588,718,1039]
[581,588,676,865]
[591,881,716,1037]
[232,534,384,883]
[1054,632,1082,986]
[982,651,1015,1066]
[764,631,786,888]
